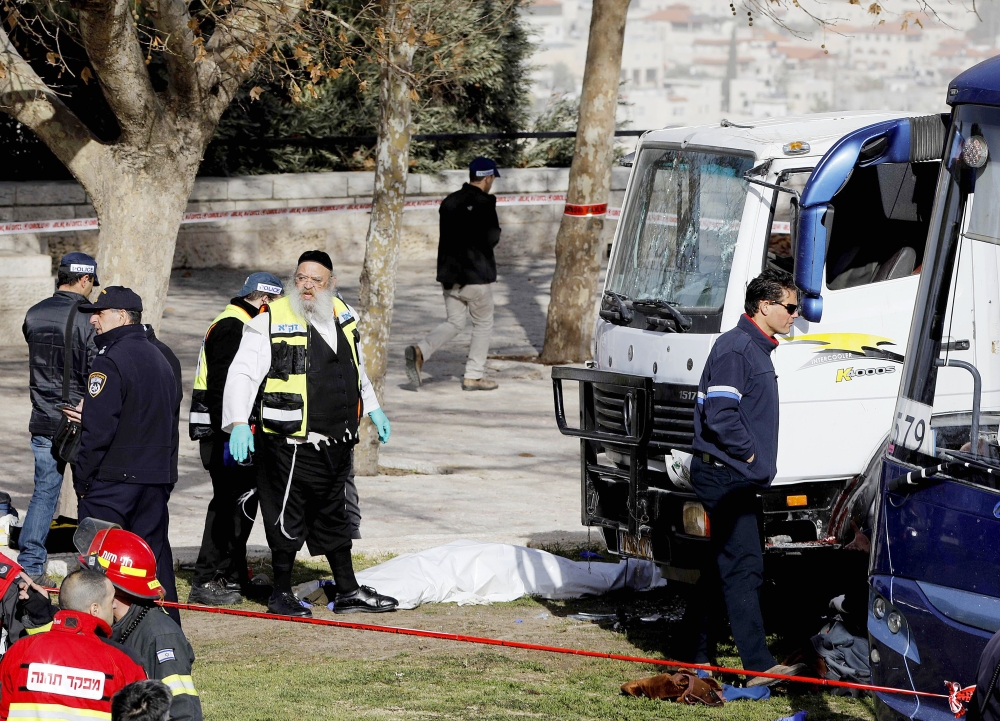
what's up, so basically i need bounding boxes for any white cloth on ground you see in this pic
[296,539,665,610]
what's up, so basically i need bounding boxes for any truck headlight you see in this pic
[682,502,710,537]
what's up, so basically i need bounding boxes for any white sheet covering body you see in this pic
[338,539,665,610]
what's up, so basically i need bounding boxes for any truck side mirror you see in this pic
[794,203,835,322]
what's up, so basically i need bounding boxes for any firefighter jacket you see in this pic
[22,291,97,437]
[0,609,146,721]
[74,324,178,490]
[189,298,259,440]
[112,604,202,721]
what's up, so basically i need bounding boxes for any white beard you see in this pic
[287,281,334,325]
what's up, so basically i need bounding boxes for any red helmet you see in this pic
[73,518,164,600]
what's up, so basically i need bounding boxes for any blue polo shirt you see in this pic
[692,314,780,485]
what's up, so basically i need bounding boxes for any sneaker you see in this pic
[462,378,498,391]
[333,585,398,614]
[405,345,424,387]
[187,579,243,606]
[267,590,312,618]
[746,662,809,688]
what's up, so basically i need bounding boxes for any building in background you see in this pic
[523,0,1000,129]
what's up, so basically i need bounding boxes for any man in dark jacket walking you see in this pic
[406,157,502,391]
[685,268,804,686]
[187,272,282,605]
[74,286,181,624]
[20,252,99,582]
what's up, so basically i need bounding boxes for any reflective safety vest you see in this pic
[188,304,254,440]
[260,296,361,438]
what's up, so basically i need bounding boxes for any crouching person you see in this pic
[0,568,147,720]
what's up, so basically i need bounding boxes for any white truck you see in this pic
[552,111,979,574]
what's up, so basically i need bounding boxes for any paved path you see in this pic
[0,257,590,562]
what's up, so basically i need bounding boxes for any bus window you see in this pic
[767,171,810,274]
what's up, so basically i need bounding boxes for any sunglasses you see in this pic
[768,301,799,314]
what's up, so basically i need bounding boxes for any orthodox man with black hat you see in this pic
[187,272,283,606]
[73,286,182,626]
[405,156,501,391]
[222,251,397,617]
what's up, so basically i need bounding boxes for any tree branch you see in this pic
[0,25,108,193]
[145,0,202,110]
[199,0,306,124]
[76,0,162,144]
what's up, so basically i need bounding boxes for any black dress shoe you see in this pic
[188,579,243,606]
[333,585,398,614]
[268,590,312,618]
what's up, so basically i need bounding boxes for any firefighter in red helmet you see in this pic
[76,519,203,721]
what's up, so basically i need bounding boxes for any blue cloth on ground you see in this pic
[723,685,771,701]
[775,711,807,721]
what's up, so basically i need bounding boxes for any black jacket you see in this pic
[22,290,97,437]
[145,326,183,485]
[74,324,178,489]
[113,604,203,721]
[436,183,502,286]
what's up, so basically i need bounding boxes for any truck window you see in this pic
[824,161,938,290]
[607,148,754,313]
[767,171,811,274]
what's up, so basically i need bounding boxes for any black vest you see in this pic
[306,323,360,443]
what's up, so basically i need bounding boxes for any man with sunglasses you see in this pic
[685,267,803,687]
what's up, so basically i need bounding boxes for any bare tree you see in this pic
[540,0,629,364]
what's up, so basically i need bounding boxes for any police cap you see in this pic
[59,252,100,286]
[469,157,501,179]
[79,286,143,313]
[239,271,284,297]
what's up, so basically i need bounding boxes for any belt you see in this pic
[701,452,725,467]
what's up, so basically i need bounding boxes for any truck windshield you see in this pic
[607,148,754,312]
[890,104,1000,472]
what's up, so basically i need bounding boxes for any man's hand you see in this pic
[18,572,48,599]
[229,423,255,462]
[369,408,391,444]
[61,399,83,424]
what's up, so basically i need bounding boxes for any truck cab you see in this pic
[553,111,951,573]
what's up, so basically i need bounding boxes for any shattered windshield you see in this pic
[607,147,754,312]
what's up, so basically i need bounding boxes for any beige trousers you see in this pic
[417,283,495,380]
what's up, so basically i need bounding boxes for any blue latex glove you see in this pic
[369,408,391,443]
[229,424,255,462]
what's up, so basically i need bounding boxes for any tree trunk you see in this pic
[354,1,416,476]
[90,151,200,327]
[539,0,629,364]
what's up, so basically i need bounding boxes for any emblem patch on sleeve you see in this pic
[156,648,176,664]
[88,372,107,397]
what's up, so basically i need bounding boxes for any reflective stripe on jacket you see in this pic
[260,296,360,438]
[189,303,254,440]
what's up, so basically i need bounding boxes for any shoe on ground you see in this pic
[187,579,243,606]
[405,345,423,387]
[462,377,498,391]
[333,585,398,614]
[241,582,274,603]
[267,590,312,617]
[746,662,809,688]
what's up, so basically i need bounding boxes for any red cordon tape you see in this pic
[157,600,969,713]
[563,202,608,217]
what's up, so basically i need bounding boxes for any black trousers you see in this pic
[684,455,777,672]
[192,438,260,586]
[77,481,180,626]
[257,436,353,558]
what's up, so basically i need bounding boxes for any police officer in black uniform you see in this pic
[73,287,180,624]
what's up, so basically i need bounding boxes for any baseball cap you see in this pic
[469,157,501,179]
[79,286,143,313]
[240,272,284,297]
[59,252,100,286]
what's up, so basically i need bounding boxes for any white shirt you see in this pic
[221,304,380,434]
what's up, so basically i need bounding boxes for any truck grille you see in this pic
[594,382,697,456]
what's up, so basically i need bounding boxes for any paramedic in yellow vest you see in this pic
[187,272,283,607]
[221,250,397,618]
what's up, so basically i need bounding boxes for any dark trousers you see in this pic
[684,455,776,672]
[192,438,260,586]
[257,436,353,558]
[77,481,180,626]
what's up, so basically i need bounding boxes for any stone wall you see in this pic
[0,167,629,344]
